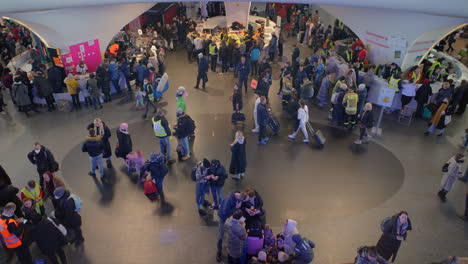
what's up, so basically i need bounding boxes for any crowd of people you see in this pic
[1,4,468,264]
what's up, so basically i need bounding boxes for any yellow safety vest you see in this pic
[345,51,352,62]
[21,185,44,211]
[152,117,167,137]
[344,93,358,114]
[411,71,421,83]
[209,44,217,56]
[388,76,401,92]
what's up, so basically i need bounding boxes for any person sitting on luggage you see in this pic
[288,99,309,143]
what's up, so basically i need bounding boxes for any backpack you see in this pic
[68,194,83,212]
[186,116,196,135]
[144,179,158,194]
[191,166,198,181]
[380,216,392,232]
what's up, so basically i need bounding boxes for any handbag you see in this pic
[442,163,449,172]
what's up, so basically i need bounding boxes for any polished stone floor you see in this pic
[1,40,467,264]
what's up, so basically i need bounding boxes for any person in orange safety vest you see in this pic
[0,202,33,264]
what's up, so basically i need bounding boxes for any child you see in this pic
[126,151,144,178]
[135,87,145,110]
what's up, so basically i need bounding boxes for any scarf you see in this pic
[431,103,448,125]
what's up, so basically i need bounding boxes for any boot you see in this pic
[106,159,113,168]
[437,189,447,202]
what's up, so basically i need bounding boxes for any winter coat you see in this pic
[65,78,79,95]
[81,136,104,157]
[141,160,168,181]
[87,122,112,158]
[47,67,63,93]
[359,110,374,128]
[256,103,269,126]
[115,130,132,159]
[108,63,120,81]
[55,190,81,228]
[316,75,331,104]
[229,139,247,175]
[440,157,462,192]
[12,82,31,106]
[363,71,375,89]
[314,64,325,86]
[376,213,412,261]
[355,246,389,264]
[210,164,227,187]
[250,48,260,61]
[27,147,56,172]
[236,62,250,79]
[415,83,432,104]
[0,165,12,185]
[87,78,101,98]
[227,218,247,258]
[136,65,148,82]
[218,192,240,222]
[255,79,270,97]
[357,89,368,113]
[33,76,54,98]
[293,237,315,263]
[43,173,65,199]
[176,96,186,113]
[269,35,277,52]
[232,91,243,111]
[247,236,264,256]
[198,57,209,74]
[281,219,299,255]
[31,218,67,254]
[175,114,195,139]
[301,81,314,99]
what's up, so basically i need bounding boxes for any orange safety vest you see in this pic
[0,218,22,248]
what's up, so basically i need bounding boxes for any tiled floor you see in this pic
[0,39,467,264]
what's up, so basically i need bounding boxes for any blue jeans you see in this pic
[180,137,190,156]
[195,182,208,209]
[427,124,445,135]
[92,97,101,108]
[210,185,223,207]
[154,176,164,193]
[159,136,171,160]
[90,154,104,178]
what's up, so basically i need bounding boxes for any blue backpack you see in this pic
[68,194,83,212]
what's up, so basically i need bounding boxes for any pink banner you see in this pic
[61,39,102,75]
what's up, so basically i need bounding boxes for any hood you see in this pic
[283,219,298,235]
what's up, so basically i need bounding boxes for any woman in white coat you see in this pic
[288,99,309,143]
[252,95,261,133]
[438,153,464,202]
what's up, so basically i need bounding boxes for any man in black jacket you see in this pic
[27,142,57,188]
[81,128,105,181]
[195,53,208,90]
[208,159,227,210]
[31,218,68,264]
[54,187,84,246]
[174,109,195,160]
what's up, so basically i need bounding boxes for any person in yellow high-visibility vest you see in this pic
[343,88,359,129]
[20,180,45,215]
[152,110,174,164]
[208,40,218,73]
[388,75,402,93]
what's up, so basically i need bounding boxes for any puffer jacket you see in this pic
[226,218,247,258]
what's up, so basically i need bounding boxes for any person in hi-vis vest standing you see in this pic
[152,110,175,164]
[0,203,33,264]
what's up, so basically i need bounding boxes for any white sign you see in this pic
[377,87,396,107]
[138,29,143,35]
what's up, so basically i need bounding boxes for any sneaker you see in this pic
[303,139,309,143]
[231,175,240,180]
[88,172,96,177]
[263,137,270,142]
[252,129,259,133]
[216,251,222,262]
[288,135,295,139]
[437,133,444,137]
[257,141,266,145]
[181,155,191,161]
[167,159,176,165]
[354,139,362,145]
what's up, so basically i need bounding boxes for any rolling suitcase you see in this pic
[306,122,326,149]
